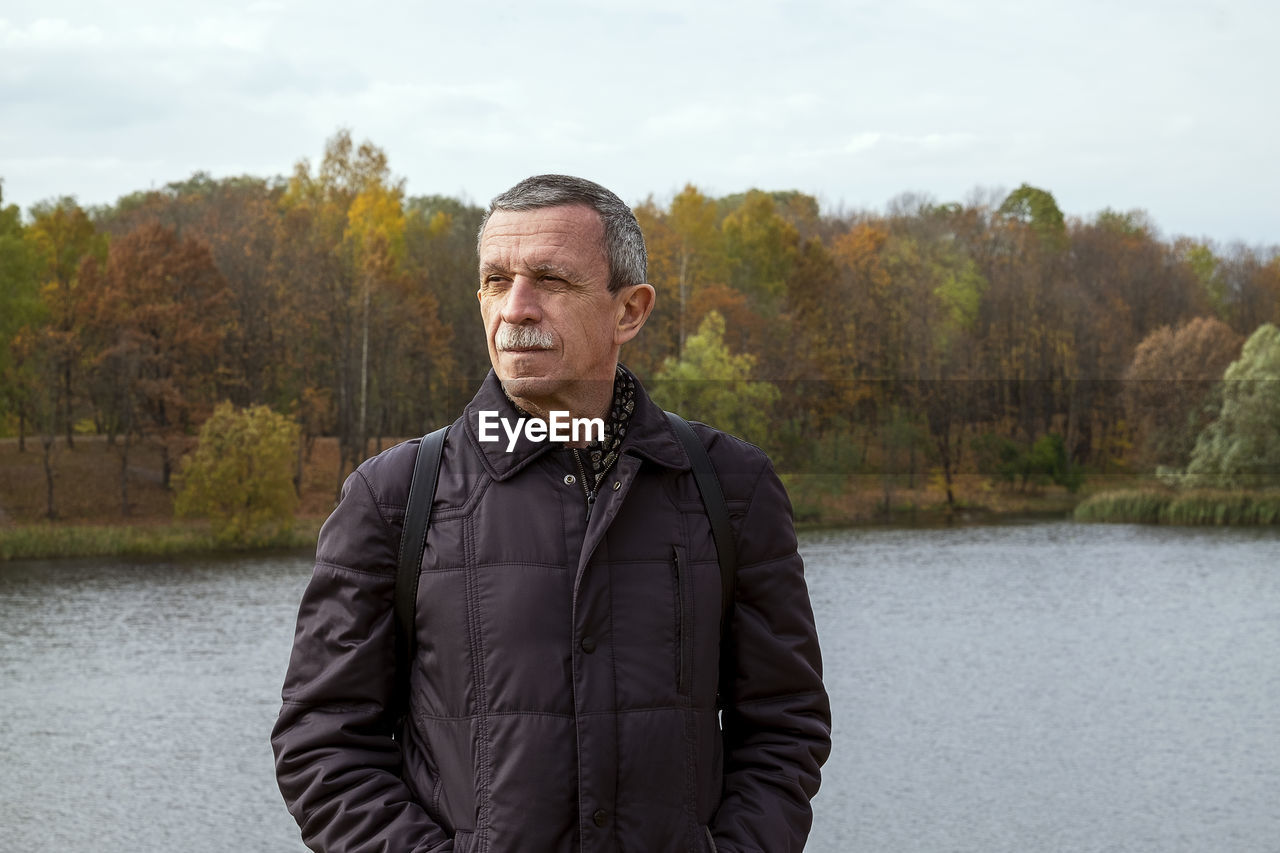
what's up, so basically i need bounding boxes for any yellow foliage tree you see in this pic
[176,402,301,545]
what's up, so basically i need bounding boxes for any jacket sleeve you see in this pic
[271,467,453,853]
[709,454,832,853]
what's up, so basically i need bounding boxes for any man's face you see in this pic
[477,204,630,411]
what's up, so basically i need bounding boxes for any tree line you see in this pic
[2,130,1278,518]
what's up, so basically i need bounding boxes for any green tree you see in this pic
[0,183,44,441]
[9,326,62,517]
[720,190,798,310]
[175,402,301,544]
[26,198,106,447]
[997,183,1067,253]
[1176,240,1228,320]
[652,311,779,447]
[972,431,1083,493]
[1182,323,1280,488]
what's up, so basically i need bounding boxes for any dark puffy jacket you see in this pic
[271,371,831,853]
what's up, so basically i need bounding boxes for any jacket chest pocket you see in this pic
[672,544,693,697]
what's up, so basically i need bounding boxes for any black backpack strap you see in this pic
[665,412,738,650]
[392,425,449,726]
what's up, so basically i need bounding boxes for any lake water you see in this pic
[1,522,1277,852]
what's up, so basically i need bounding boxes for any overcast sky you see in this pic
[2,0,1276,247]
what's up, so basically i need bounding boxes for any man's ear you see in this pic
[614,283,656,346]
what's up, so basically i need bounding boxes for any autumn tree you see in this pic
[667,185,728,354]
[358,197,455,452]
[883,202,988,506]
[1124,317,1243,469]
[345,177,406,455]
[276,130,455,489]
[79,223,232,513]
[631,186,731,375]
[782,235,865,458]
[277,130,388,482]
[631,198,680,374]
[25,198,106,446]
[807,222,896,471]
[118,175,289,406]
[404,194,483,383]
[968,187,1076,451]
[1217,243,1280,335]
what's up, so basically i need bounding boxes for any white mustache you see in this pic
[496,325,555,350]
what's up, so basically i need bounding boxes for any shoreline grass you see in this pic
[7,482,1276,562]
[783,472,1080,529]
[1074,488,1280,525]
[0,518,324,562]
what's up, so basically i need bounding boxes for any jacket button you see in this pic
[592,808,608,827]
[564,474,576,486]
[612,480,621,490]
[580,636,597,654]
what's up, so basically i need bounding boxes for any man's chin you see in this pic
[498,375,563,408]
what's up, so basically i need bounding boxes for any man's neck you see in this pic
[503,374,617,429]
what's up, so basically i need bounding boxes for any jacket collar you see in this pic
[461,366,691,482]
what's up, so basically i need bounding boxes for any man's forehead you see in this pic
[480,204,605,252]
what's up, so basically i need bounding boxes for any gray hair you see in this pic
[478,174,647,293]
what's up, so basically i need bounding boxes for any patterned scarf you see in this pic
[578,363,637,483]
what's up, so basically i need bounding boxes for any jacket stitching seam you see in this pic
[411,706,711,721]
[678,507,699,849]
[736,553,797,573]
[610,547,621,852]
[463,513,493,851]
[730,689,827,709]
[375,471,489,520]
[471,560,575,571]
[414,709,577,721]
[354,468,396,539]
[278,699,379,712]
[312,560,388,579]
[740,461,769,537]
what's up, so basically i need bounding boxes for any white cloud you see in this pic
[0,17,103,48]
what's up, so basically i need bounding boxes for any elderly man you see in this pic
[272,175,831,852]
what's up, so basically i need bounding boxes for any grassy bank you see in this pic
[784,472,1080,528]
[0,433,350,561]
[1074,488,1280,525]
[0,518,324,562]
[8,434,1270,560]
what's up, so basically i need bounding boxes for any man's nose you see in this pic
[500,275,542,325]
